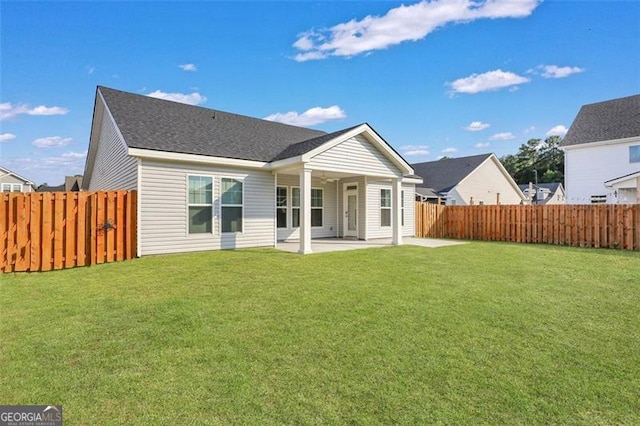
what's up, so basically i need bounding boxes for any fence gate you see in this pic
[1,190,137,273]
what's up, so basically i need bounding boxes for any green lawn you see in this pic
[1,242,639,424]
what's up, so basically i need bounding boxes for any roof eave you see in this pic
[127,147,270,169]
[561,135,640,150]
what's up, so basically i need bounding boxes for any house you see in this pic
[37,175,83,192]
[412,153,525,205]
[518,183,566,205]
[0,166,36,192]
[561,94,640,204]
[82,86,422,255]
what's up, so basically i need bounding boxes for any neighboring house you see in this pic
[518,183,566,205]
[83,86,422,255]
[561,94,640,204]
[37,175,83,192]
[0,166,36,193]
[412,153,525,205]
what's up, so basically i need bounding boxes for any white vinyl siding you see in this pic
[308,135,401,178]
[140,160,274,255]
[565,138,640,204]
[275,174,338,241]
[87,104,138,191]
[366,181,416,239]
[0,174,33,192]
[452,158,523,205]
[402,185,415,237]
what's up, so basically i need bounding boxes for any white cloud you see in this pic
[536,64,584,79]
[179,63,198,72]
[293,0,540,61]
[146,90,207,105]
[523,125,536,134]
[86,66,95,75]
[474,142,490,148]
[0,133,16,142]
[0,103,28,120]
[264,105,346,126]
[32,136,73,148]
[464,121,490,131]
[3,151,87,185]
[0,103,68,120]
[441,147,458,153]
[402,145,430,156]
[27,105,69,116]
[449,69,530,94]
[42,151,87,167]
[490,132,515,141]
[546,125,568,137]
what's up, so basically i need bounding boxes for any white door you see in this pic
[343,184,358,238]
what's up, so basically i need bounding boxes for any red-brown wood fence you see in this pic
[1,191,137,273]
[415,202,640,251]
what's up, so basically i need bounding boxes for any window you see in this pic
[381,189,391,227]
[1,183,22,192]
[311,188,323,227]
[221,178,243,232]
[292,187,300,228]
[401,190,405,226]
[276,186,287,228]
[630,146,640,163]
[590,195,607,204]
[188,176,212,234]
[291,187,323,227]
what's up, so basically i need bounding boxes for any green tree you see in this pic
[500,136,564,185]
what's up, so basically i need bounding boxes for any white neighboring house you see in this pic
[83,86,422,256]
[412,153,525,205]
[0,166,36,193]
[561,94,640,204]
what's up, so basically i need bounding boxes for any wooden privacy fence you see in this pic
[1,191,137,273]
[416,202,640,251]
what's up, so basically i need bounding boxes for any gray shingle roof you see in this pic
[98,86,336,162]
[518,182,562,193]
[561,94,640,147]
[411,153,492,194]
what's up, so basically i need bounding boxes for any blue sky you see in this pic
[1,0,639,186]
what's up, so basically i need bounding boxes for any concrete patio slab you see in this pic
[275,237,465,254]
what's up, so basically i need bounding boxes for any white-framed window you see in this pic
[630,145,640,163]
[292,187,300,228]
[590,195,607,204]
[380,188,391,227]
[221,177,243,233]
[276,186,287,229]
[311,188,323,227]
[188,175,213,234]
[401,190,405,227]
[1,183,22,192]
[290,187,323,228]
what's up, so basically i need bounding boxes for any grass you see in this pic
[1,242,639,425]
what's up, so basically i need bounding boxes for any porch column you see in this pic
[299,167,313,254]
[392,177,403,245]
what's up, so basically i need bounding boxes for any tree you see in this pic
[500,136,564,185]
